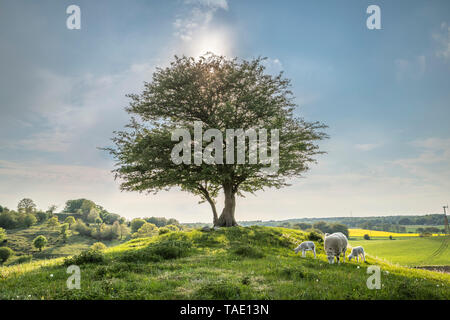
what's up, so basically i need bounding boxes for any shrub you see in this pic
[166,224,180,232]
[159,227,170,235]
[64,249,105,266]
[65,216,76,226]
[33,235,48,251]
[307,230,323,242]
[0,247,13,264]
[363,234,371,240]
[131,218,146,233]
[47,216,60,228]
[72,220,92,237]
[36,211,49,222]
[389,235,393,240]
[0,227,6,242]
[91,242,107,251]
[232,246,265,258]
[23,214,37,227]
[132,222,158,238]
[151,239,192,259]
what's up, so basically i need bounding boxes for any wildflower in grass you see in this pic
[50,274,53,278]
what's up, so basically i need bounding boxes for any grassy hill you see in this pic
[0,226,449,300]
[3,223,123,265]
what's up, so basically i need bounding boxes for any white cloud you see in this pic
[173,0,233,57]
[355,143,382,151]
[433,22,450,62]
[10,63,158,153]
[395,55,426,81]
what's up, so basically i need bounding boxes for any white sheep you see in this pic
[324,232,348,264]
[348,246,366,263]
[294,241,316,258]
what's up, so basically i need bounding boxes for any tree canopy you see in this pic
[106,54,327,226]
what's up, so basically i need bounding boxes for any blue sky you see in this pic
[0,0,449,222]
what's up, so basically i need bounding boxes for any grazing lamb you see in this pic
[348,246,366,263]
[294,241,316,258]
[324,232,348,264]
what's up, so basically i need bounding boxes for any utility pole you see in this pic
[444,205,449,235]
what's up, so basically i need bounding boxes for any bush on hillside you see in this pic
[232,245,265,258]
[91,242,107,251]
[64,249,105,266]
[306,230,323,242]
[158,227,170,235]
[33,235,48,251]
[0,247,13,264]
[363,234,370,240]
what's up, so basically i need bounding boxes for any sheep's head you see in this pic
[326,252,335,264]
[348,254,354,261]
[294,246,301,254]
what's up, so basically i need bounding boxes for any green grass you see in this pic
[349,236,449,267]
[0,226,449,300]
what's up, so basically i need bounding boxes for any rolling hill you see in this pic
[0,226,448,300]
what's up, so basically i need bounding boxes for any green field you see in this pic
[349,236,449,267]
[1,226,449,300]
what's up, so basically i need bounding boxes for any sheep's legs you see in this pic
[313,248,316,258]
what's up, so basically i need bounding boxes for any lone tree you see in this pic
[106,54,327,227]
[33,235,48,252]
[17,198,36,214]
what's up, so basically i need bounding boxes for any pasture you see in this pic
[1,226,449,300]
[349,236,449,267]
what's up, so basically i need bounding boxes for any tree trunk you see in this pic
[215,184,238,227]
[205,196,219,226]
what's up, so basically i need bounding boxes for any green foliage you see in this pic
[0,210,41,229]
[166,224,180,231]
[130,218,146,233]
[33,235,48,251]
[294,222,312,230]
[64,216,76,226]
[158,227,170,235]
[105,53,328,226]
[23,214,37,228]
[17,198,36,214]
[145,217,180,228]
[0,227,6,242]
[60,223,70,242]
[132,222,158,238]
[72,219,92,237]
[35,211,49,222]
[307,230,323,242]
[364,234,371,240]
[313,221,349,238]
[0,247,13,264]
[91,242,107,251]
[47,216,60,228]
[64,249,105,266]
